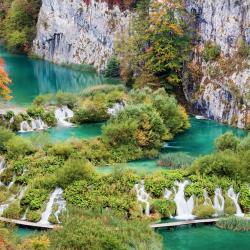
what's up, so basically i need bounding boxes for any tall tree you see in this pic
[0,58,12,100]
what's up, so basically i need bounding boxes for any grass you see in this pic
[216,216,250,231]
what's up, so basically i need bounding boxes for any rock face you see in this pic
[184,0,250,128]
[33,0,131,71]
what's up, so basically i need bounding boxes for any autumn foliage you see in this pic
[0,58,12,100]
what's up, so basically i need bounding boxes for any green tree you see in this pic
[104,56,120,78]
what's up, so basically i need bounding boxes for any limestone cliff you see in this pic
[32,0,131,71]
[184,0,250,128]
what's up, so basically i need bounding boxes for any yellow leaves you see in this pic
[178,105,190,130]
[169,23,183,35]
[0,58,12,101]
[18,235,50,250]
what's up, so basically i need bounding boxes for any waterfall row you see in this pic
[55,106,74,127]
[19,118,48,132]
[135,180,245,220]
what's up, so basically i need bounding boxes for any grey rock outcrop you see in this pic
[33,0,131,71]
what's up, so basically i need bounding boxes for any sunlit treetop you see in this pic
[0,58,12,101]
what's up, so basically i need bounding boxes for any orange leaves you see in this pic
[0,58,12,101]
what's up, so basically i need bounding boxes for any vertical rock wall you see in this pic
[33,0,131,71]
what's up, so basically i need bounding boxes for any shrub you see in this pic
[0,127,15,152]
[2,201,22,219]
[239,184,250,212]
[48,143,74,159]
[55,92,78,109]
[151,199,176,218]
[237,38,250,58]
[216,216,250,231]
[215,132,240,152]
[48,209,162,250]
[26,105,45,118]
[203,42,221,62]
[104,56,120,78]
[5,136,34,159]
[224,198,236,215]
[56,157,94,188]
[193,204,215,218]
[26,210,41,222]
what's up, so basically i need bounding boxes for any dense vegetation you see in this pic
[216,216,250,231]
[0,0,41,52]
[115,0,191,89]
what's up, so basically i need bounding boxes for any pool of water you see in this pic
[158,225,250,250]
[0,46,117,106]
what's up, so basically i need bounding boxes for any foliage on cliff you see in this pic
[0,0,41,53]
[116,0,191,89]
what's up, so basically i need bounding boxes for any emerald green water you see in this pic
[0,46,117,106]
[158,225,250,250]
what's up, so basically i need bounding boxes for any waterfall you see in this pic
[54,192,66,223]
[107,102,125,116]
[0,158,6,175]
[19,118,48,132]
[134,180,150,216]
[19,121,33,132]
[55,106,74,127]
[174,180,195,220]
[31,118,48,130]
[227,186,244,217]
[213,188,225,215]
[39,188,63,224]
[203,190,212,205]
[7,176,15,189]
[0,195,15,215]
[164,189,172,200]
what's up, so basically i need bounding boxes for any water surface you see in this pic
[158,225,250,250]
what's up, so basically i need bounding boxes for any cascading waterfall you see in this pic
[39,188,64,224]
[213,188,225,215]
[134,180,150,216]
[107,102,125,116]
[174,180,195,220]
[203,190,212,205]
[227,186,244,217]
[0,195,15,215]
[55,106,74,127]
[7,175,16,189]
[164,189,172,200]
[54,192,66,223]
[19,118,48,132]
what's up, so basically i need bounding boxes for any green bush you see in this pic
[216,216,250,231]
[104,56,120,78]
[48,142,74,159]
[26,105,45,118]
[48,209,162,250]
[56,157,94,188]
[215,132,240,152]
[203,42,221,62]
[151,199,176,218]
[239,184,250,212]
[26,210,41,222]
[5,136,34,159]
[2,201,22,219]
[55,92,78,109]
[193,204,215,218]
[224,198,236,215]
[0,127,15,152]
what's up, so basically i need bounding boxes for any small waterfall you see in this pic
[19,118,48,132]
[203,190,212,205]
[0,195,15,215]
[19,121,33,132]
[174,180,195,220]
[134,180,150,216]
[21,208,28,221]
[55,106,74,127]
[0,158,6,175]
[31,118,48,130]
[7,175,16,189]
[164,189,172,200]
[54,191,66,223]
[227,186,244,217]
[39,188,63,224]
[213,188,225,215]
[107,102,125,116]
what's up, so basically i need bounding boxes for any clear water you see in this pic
[158,225,250,250]
[0,46,117,106]
[15,227,40,238]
